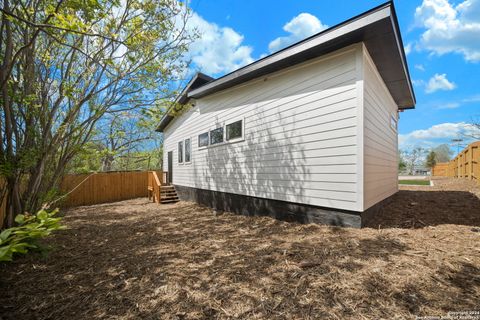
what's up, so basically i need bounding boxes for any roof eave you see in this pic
[389,4,416,108]
[156,73,214,132]
[188,2,415,110]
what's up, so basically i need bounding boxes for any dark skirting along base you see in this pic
[174,185,394,228]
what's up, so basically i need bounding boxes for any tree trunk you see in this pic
[101,155,114,172]
[4,177,23,228]
[23,158,46,213]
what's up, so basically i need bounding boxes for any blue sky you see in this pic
[183,0,480,154]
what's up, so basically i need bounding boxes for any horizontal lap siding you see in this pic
[164,46,361,211]
[363,48,398,210]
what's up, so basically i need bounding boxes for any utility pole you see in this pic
[451,138,464,155]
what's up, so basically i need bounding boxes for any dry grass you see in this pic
[0,178,479,319]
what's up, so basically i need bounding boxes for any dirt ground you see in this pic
[1,178,479,319]
[367,177,480,229]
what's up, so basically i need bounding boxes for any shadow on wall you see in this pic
[184,54,358,224]
[364,190,480,228]
[199,105,310,221]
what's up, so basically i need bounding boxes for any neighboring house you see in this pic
[413,166,430,176]
[399,166,430,176]
[156,2,415,227]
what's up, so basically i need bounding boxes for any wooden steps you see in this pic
[147,171,179,204]
[159,186,179,204]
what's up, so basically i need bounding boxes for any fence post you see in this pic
[474,144,479,180]
[441,141,480,181]
[469,144,474,180]
[458,153,461,178]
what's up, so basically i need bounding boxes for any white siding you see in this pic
[164,44,363,211]
[163,43,402,212]
[362,45,399,209]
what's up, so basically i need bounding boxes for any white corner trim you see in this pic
[355,43,365,211]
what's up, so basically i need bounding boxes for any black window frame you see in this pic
[178,141,183,163]
[390,114,398,131]
[226,119,243,141]
[185,138,191,163]
[210,127,224,145]
[198,132,209,148]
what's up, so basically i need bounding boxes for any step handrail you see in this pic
[152,171,161,187]
[148,171,162,203]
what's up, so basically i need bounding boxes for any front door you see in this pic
[167,151,173,185]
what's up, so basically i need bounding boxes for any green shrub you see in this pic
[0,209,65,262]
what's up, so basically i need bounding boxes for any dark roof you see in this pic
[175,73,214,105]
[157,1,415,133]
[156,73,214,132]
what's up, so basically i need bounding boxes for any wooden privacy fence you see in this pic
[431,163,448,176]
[432,141,480,180]
[0,170,163,228]
[60,171,154,207]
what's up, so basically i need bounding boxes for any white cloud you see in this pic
[414,0,480,62]
[436,102,461,109]
[415,64,426,71]
[187,12,254,75]
[425,73,456,93]
[268,13,328,53]
[404,43,413,55]
[462,94,480,102]
[412,79,426,87]
[399,122,480,149]
[415,95,480,111]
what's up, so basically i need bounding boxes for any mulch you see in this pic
[0,178,479,319]
[365,177,480,228]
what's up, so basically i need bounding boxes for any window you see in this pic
[226,120,243,141]
[178,141,183,163]
[198,132,209,147]
[185,138,191,162]
[390,114,398,130]
[199,119,245,148]
[210,127,224,145]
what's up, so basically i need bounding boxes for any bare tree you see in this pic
[401,147,426,175]
[432,144,453,162]
[469,117,480,140]
[95,111,156,171]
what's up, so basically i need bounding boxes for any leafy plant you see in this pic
[0,209,65,262]
[425,151,437,169]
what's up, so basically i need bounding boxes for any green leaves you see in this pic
[0,0,195,227]
[14,214,25,225]
[37,210,48,221]
[0,229,13,242]
[0,209,65,262]
[0,246,13,262]
[52,12,88,33]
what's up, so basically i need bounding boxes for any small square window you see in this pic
[226,120,243,141]
[210,127,224,145]
[198,132,209,147]
[185,138,191,162]
[178,141,183,163]
[390,115,397,130]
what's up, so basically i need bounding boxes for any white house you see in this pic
[156,2,415,227]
